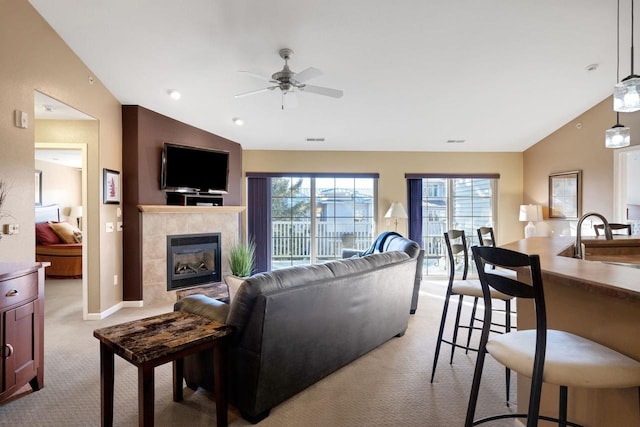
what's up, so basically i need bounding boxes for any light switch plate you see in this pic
[117,221,123,231]
[14,110,28,128]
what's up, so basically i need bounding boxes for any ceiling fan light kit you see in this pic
[235,48,343,108]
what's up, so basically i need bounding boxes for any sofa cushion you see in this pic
[225,275,245,303]
[35,222,62,245]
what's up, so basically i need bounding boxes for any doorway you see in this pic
[34,90,95,319]
[613,144,640,233]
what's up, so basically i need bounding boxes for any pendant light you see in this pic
[608,0,632,148]
[614,0,640,112]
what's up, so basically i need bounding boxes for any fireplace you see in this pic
[166,233,221,291]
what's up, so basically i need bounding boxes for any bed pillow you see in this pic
[49,221,81,244]
[35,222,62,245]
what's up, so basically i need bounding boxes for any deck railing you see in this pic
[272,220,374,261]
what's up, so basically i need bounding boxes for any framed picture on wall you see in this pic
[103,168,121,204]
[549,170,581,219]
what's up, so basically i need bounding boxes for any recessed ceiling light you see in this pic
[168,90,181,100]
[232,117,244,126]
[42,105,54,112]
[446,139,465,144]
[585,63,599,72]
[306,138,325,142]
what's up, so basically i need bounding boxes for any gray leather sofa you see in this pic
[342,232,424,314]
[175,236,421,423]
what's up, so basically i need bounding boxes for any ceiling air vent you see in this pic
[306,138,325,142]
[446,139,466,144]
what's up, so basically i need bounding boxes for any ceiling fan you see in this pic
[235,48,343,108]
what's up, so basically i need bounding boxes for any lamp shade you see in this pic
[519,204,542,222]
[69,206,83,218]
[614,77,640,112]
[605,123,631,148]
[384,202,408,219]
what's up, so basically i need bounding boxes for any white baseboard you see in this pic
[122,300,144,308]
[85,300,144,320]
[85,301,124,320]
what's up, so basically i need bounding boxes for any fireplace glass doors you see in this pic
[166,233,221,290]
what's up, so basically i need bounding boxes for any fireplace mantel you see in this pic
[137,205,245,214]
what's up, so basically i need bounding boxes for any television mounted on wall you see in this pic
[161,143,229,194]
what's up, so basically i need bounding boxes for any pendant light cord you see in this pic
[618,0,622,123]
[632,0,635,75]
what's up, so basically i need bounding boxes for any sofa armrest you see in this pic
[341,248,364,258]
[174,294,230,324]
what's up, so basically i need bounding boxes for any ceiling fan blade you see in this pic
[300,84,343,98]
[234,86,277,98]
[238,70,275,83]
[281,91,299,109]
[294,67,323,83]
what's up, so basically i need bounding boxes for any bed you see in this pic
[35,204,82,279]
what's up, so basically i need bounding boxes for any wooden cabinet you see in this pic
[0,262,45,402]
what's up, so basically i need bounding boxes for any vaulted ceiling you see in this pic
[29,0,621,152]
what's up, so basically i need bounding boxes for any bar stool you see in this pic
[594,223,631,236]
[477,226,496,247]
[430,230,514,404]
[466,245,640,427]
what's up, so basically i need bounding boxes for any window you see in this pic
[416,177,497,276]
[269,176,377,269]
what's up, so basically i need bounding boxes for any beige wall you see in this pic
[0,0,122,315]
[35,159,81,215]
[244,150,524,245]
[524,97,640,236]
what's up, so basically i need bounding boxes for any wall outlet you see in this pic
[105,222,114,232]
[113,274,118,285]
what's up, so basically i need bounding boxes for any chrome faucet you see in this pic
[574,212,613,259]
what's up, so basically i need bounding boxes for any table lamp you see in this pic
[69,205,83,229]
[385,202,408,232]
[519,204,542,238]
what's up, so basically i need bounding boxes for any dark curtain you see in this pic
[407,178,423,248]
[247,177,272,273]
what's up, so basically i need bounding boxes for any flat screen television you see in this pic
[161,143,229,194]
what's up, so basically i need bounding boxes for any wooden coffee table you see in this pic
[93,311,233,427]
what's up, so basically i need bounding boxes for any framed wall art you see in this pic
[103,168,121,204]
[549,170,581,219]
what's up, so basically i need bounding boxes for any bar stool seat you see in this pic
[488,330,640,389]
[452,279,511,300]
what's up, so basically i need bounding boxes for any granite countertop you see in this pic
[501,237,640,301]
[94,311,234,364]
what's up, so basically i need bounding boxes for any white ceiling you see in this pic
[29,0,623,152]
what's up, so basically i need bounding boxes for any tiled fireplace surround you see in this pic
[138,206,245,305]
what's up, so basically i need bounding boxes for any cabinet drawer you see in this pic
[0,272,37,310]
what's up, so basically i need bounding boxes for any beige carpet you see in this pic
[0,278,517,426]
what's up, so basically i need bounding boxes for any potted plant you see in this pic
[225,240,256,301]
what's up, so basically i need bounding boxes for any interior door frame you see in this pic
[613,145,640,223]
[35,142,89,319]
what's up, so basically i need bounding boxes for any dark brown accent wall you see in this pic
[122,105,242,301]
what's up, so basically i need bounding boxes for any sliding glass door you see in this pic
[270,176,377,269]
[421,177,497,276]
